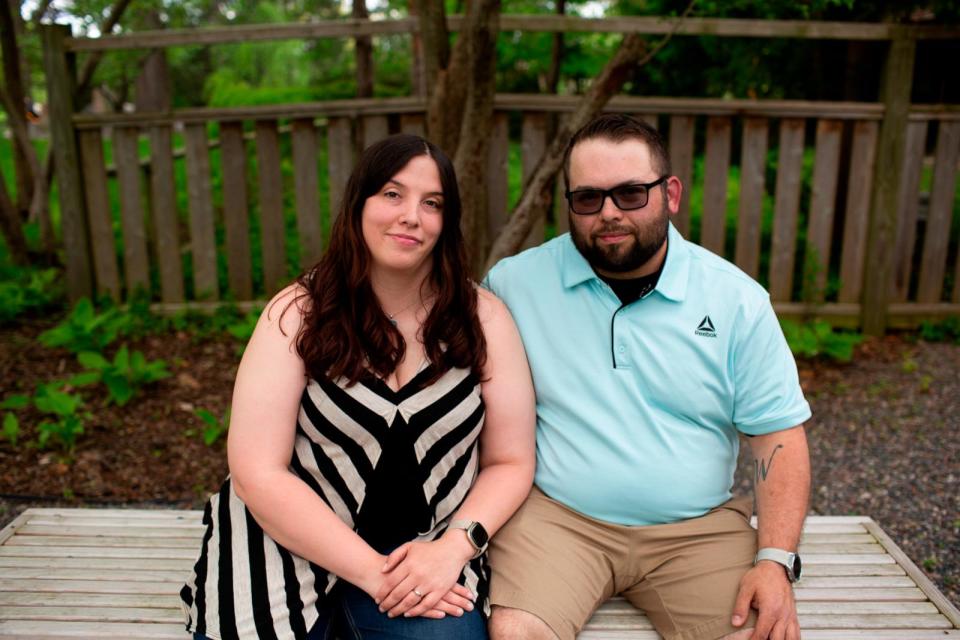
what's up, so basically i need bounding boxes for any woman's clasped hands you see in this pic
[374,534,478,620]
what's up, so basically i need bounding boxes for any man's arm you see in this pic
[732,423,810,640]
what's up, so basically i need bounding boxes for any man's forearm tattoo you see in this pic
[754,444,784,483]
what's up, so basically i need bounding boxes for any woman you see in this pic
[181,134,536,639]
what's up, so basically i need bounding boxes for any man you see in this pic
[483,113,811,640]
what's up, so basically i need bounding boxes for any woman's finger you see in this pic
[387,589,427,618]
[377,575,416,612]
[439,590,474,612]
[382,543,411,573]
[449,583,476,602]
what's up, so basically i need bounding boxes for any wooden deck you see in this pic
[0,509,957,639]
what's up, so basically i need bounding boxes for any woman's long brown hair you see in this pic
[289,134,485,386]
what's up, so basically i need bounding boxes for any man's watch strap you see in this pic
[449,519,489,559]
[755,547,802,583]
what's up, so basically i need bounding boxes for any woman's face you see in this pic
[361,154,445,276]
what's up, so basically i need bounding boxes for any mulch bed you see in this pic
[1,321,958,608]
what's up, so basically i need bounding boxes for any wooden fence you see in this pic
[40,17,960,332]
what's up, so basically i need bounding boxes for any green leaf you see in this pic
[113,345,130,372]
[67,371,102,387]
[195,408,218,428]
[104,375,133,406]
[77,351,110,370]
[35,386,82,417]
[2,413,19,447]
[0,394,30,410]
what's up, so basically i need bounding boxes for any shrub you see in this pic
[33,383,89,453]
[72,345,171,406]
[38,298,127,353]
[781,320,863,363]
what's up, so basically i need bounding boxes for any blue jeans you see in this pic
[193,581,487,640]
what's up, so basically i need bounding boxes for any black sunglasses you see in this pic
[565,176,669,215]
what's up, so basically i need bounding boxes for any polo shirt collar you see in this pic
[559,222,690,302]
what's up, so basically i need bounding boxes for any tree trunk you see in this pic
[484,33,654,273]
[545,0,565,94]
[421,1,470,155]
[0,165,30,265]
[0,0,34,216]
[452,0,500,275]
[353,0,373,98]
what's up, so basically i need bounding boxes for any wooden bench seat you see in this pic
[1,509,958,639]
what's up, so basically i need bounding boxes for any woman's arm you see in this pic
[227,285,386,596]
[376,288,537,617]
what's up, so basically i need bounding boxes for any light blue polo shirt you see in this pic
[484,223,811,526]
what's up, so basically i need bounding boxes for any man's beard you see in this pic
[570,203,669,274]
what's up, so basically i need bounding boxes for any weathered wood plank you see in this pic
[111,127,151,295]
[6,535,198,548]
[22,508,203,520]
[219,122,254,300]
[891,120,928,301]
[0,592,183,608]
[805,119,843,302]
[839,120,879,303]
[735,117,769,278]
[0,605,182,623]
[78,129,121,301]
[292,118,323,269]
[795,576,915,588]
[183,123,220,300]
[487,112,509,254]
[327,116,354,224]
[0,567,188,582]
[0,578,180,593]
[0,557,191,571]
[701,116,731,255]
[916,121,960,303]
[802,564,905,577]
[255,120,288,294]
[798,614,951,629]
[149,126,185,303]
[0,620,185,638]
[800,632,960,639]
[769,119,807,301]
[361,114,389,149]
[669,115,695,238]
[399,113,425,137]
[0,546,196,559]
[41,24,93,301]
[521,112,548,249]
[794,587,925,601]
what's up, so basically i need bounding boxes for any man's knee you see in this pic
[719,628,754,640]
[488,605,558,640]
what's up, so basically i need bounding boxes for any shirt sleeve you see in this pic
[732,297,812,435]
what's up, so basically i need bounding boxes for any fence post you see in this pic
[861,27,915,335]
[41,23,93,302]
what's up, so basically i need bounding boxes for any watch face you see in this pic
[791,554,802,579]
[468,523,489,549]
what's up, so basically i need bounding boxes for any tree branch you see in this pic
[76,0,134,98]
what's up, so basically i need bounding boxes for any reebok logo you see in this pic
[695,315,717,338]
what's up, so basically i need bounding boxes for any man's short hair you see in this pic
[562,113,672,186]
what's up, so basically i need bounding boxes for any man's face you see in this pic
[567,137,679,279]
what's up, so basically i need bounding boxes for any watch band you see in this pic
[755,547,802,582]
[449,519,489,559]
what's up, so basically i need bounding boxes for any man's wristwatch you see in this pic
[449,520,489,559]
[755,547,802,583]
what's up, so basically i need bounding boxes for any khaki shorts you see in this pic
[489,487,759,640]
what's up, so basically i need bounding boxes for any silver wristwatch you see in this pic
[755,547,802,582]
[449,519,490,559]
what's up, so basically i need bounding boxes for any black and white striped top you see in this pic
[180,364,488,639]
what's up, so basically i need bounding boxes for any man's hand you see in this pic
[731,561,800,640]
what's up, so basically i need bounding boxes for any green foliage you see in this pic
[918,317,960,344]
[195,407,230,446]
[227,310,261,344]
[781,319,863,363]
[0,265,63,325]
[38,299,128,354]
[2,413,20,447]
[72,345,171,406]
[33,383,89,453]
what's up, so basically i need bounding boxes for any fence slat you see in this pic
[769,119,806,302]
[362,114,389,149]
[917,121,960,303]
[327,117,354,224]
[486,113,509,254]
[218,122,253,300]
[701,116,731,255]
[149,126,185,303]
[805,119,843,302]
[669,115,695,237]
[399,114,425,137]
[735,117,769,278]
[292,119,323,270]
[891,121,928,302]
[183,124,219,301]
[78,129,121,301]
[112,127,150,295]
[521,112,548,249]
[839,121,879,303]
[255,120,288,295]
